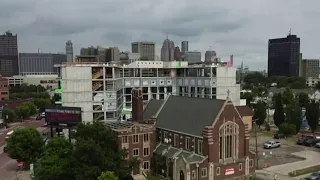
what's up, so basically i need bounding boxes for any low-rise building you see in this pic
[5,75,59,89]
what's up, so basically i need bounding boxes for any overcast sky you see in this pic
[1,0,320,70]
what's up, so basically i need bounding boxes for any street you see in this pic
[0,120,45,180]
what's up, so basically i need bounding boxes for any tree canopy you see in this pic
[282,88,294,106]
[97,171,119,180]
[285,98,302,132]
[273,93,285,127]
[35,122,138,180]
[35,137,75,180]
[10,84,46,93]
[7,128,44,165]
[243,72,268,86]
[253,101,267,127]
[306,100,319,132]
[298,92,310,108]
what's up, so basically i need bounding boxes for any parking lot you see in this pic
[250,132,320,169]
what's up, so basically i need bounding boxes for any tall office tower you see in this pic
[0,31,18,77]
[105,47,120,62]
[268,34,300,77]
[174,46,182,61]
[131,42,155,61]
[302,59,319,79]
[204,50,217,62]
[181,41,188,52]
[161,38,175,61]
[65,40,73,62]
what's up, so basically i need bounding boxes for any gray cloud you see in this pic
[0,0,320,70]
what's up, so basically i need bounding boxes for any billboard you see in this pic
[45,106,82,125]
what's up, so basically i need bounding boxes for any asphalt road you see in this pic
[0,120,46,180]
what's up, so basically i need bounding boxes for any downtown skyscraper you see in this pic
[0,31,18,77]
[161,38,175,61]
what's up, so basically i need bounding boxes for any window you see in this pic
[191,170,196,179]
[164,131,168,139]
[122,136,128,143]
[1,91,8,95]
[174,134,179,146]
[198,140,203,154]
[239,163,242,171]
[143,161,150,170]
[143,147,149,156]
[143,134,149,142]
[133,149,139,156]
[219,122,239,160]
[133,135,139,143]
[201,168,207,177]
[249,159,253,167]
[185,137,191,150]
[216,167,220,175]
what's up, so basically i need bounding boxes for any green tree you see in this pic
[298,92,309,108]
[7,128,44,166]
[243,72,268,86]
[2,108,16,123]
[33,98,51,110]
[35,137,75,180]
[273,93,285,127]
[242,84,253,90]
[278,123,297,136]
[253,101,267,128]
[282,87,294,106]
[73,122,137,180]
[306,99,320,132]
[98,171,119,180]
[16,102,37,119]
[285,99,302,133]
[252,86,268,97]
[240,92,254,108]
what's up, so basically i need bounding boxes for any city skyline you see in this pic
[1,0,320,70]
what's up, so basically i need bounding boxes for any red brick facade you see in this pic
[0,75,9,100]
[155,101,256,180]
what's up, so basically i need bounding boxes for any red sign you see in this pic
[46,112,79,121]
[225,168,234,175]
[45,107,82,124]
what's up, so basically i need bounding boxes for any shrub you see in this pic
[265,122,271,132]
[278,123,296,135]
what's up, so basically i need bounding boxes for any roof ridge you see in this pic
[170,95,225,102]
[154,94,171,118]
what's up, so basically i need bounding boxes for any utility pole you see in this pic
[254,118,259,169]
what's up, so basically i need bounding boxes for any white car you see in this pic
[264,141,281,149]
[315,142,320,148]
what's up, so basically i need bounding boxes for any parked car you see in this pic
[315,142,320,148]
[297,138,305,145]
[274,133,286,139]
[303,138,314,147]
[264,141,281,149]
[305,172,320,180]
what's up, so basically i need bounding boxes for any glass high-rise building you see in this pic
[268,34,300,77]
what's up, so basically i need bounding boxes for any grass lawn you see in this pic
[288,164,320,177]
